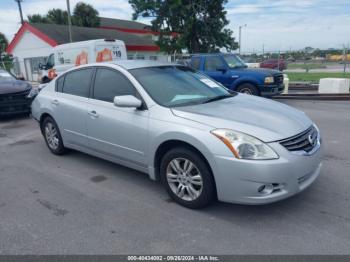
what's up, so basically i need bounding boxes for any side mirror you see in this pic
[113,95,142,109]
[216,67,227,73]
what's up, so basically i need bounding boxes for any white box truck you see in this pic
[39,39,127,83]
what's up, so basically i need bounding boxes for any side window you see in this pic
[56,75,65,92]
[191,57,201,70]
[62,68,93,97]
[93,68,136,102]
[205,57,224,71]
[47,54,55,68]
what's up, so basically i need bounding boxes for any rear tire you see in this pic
[236,83,259,96]
[41,116,67,155]
[160,147,215,209]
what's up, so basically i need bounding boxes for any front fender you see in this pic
[230,77,261,90]
[148,130,219,181]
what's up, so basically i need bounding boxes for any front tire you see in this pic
[160,147,216,209]
[236,83,259,96]
[42,116,66,155]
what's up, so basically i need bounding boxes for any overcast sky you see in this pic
[1,0,349,53]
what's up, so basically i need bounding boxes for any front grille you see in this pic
[280,126,318,153]
[0,89,32,114]
[274,74,284,85]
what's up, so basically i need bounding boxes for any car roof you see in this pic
[191,53,233,57]
[108,60,177,70]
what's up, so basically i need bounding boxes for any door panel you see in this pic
[53,93,89,147]
[87,100,149,166]
[51,68,93,147]
[203,56,230,87]
[86,67,149,167]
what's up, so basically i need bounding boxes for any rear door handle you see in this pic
[88,110,99,118]
[51,99,59,105]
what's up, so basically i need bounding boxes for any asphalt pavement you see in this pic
[0,100,349,255]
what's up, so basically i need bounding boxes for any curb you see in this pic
[274,93,350,101]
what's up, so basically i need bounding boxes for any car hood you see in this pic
[244,68,282,76]
[171,94,312,142]
[0,80,32,95]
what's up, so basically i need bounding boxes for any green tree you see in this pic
[0,32,13,71]
[27,14,52,23]
[47,9,69,25]
[73,2,100,27]
[27,2,100,27]
[129,0,238,53]
[0,32,8,53]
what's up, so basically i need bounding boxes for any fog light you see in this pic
[258,184,274,195]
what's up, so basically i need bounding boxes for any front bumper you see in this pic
[0,92,33,116]
[212,141,322,204]
[259,84,285,96]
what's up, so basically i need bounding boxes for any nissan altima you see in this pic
[31,61,322,209]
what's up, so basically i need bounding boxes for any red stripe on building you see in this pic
[7,22,57,54]
[100,26,179,37]
[100,26,159,35]
[126,45,160,52]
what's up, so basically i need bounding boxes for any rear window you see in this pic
[62,68,93,97]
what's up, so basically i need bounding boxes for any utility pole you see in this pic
[343,45,347,75]
[66,0,73,43]
[238,24,247,55]
[262,44,265,56]
[14,0,24,24]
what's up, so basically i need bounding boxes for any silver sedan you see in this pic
[31,61,322,209]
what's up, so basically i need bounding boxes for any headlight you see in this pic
[211,129,279,160]
[264,76,274,84]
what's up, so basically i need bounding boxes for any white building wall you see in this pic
[12,30,54,81]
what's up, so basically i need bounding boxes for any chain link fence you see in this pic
[239,49,349,74]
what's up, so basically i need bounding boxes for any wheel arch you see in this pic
[39,112,54,134]
[153,139,216,190]
[231,78,259,90]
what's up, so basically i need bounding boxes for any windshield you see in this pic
[223,54,247,68]
[130,66,233,107]
[0,71,15,81]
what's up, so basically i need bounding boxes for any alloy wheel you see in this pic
[166,158,203,201]
[45,122,59,150]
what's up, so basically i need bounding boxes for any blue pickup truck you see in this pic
[189,53,284,96]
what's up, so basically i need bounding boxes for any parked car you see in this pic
[189,53,284,96]
[242,57,260,68]
[31,61,322,209]
[39,39,127,83]
[0,69,36,116]
[260,59,287,71]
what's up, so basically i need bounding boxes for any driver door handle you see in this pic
[88,110,99,118]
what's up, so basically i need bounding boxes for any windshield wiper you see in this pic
[202,94,234,104]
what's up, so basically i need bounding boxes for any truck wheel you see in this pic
[236,83,259,96]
